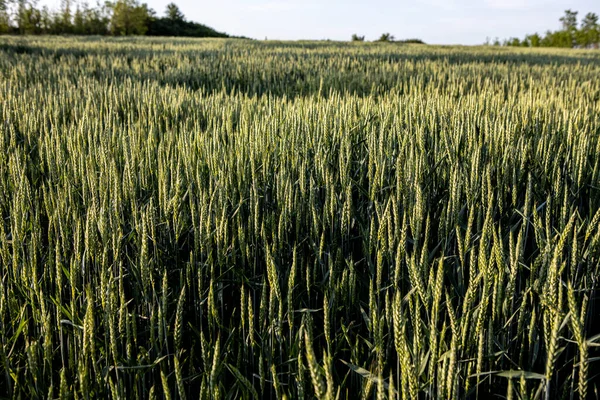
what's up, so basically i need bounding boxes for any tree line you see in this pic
[0,0,229,37]
[493,9,599,48]
[351,33,425,44]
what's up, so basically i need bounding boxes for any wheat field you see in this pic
[0,36,599,399]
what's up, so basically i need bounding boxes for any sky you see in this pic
[37,0,599,45]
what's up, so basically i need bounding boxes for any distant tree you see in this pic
[39,5,53,33]
[500,10,600,49]
[579,12,599,47]
[16,0,43,34]
[59,0,73,33]
[109,0,150,35]
[0,0,226,37]
[541,29,572,47]
[376,32,394,42]
[84,2,110,35]
[498,9,599,49]
[147,2,228,38]
[559,9,579,46]
[351,33,364,42]
[166,2,184,21]
[505,37,521,47]
[560,9,578,31]
[73,4,85,34]
[398,38,425,44]
[0,0,10,33]
[527,33,541,47]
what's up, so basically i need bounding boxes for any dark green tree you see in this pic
[16,0,43,34]
[83,2,110,35]
[0,0,227,37]
[39,5,53,33]
[541,29,572,47]
[504,37,521,46]
[579,12,599,47]
[560,9,578,46]
[527,33,541,47]
[0,0,10,33]
[166,2,184,21]
[502,10,600,48]
[109,0,150,35]
[146,2,228,38]
[376,32,394,42]
[73,4,85,34]
[560,9,578,31]
[59,0,73,33]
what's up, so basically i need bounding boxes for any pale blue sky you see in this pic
[39,0,599,44]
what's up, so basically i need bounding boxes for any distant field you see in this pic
[0,36,599,399]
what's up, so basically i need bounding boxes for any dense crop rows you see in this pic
[1,36,600,399]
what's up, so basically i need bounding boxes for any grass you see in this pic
[0,35,599,399]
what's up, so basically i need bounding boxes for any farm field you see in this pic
[1,36,600,399]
